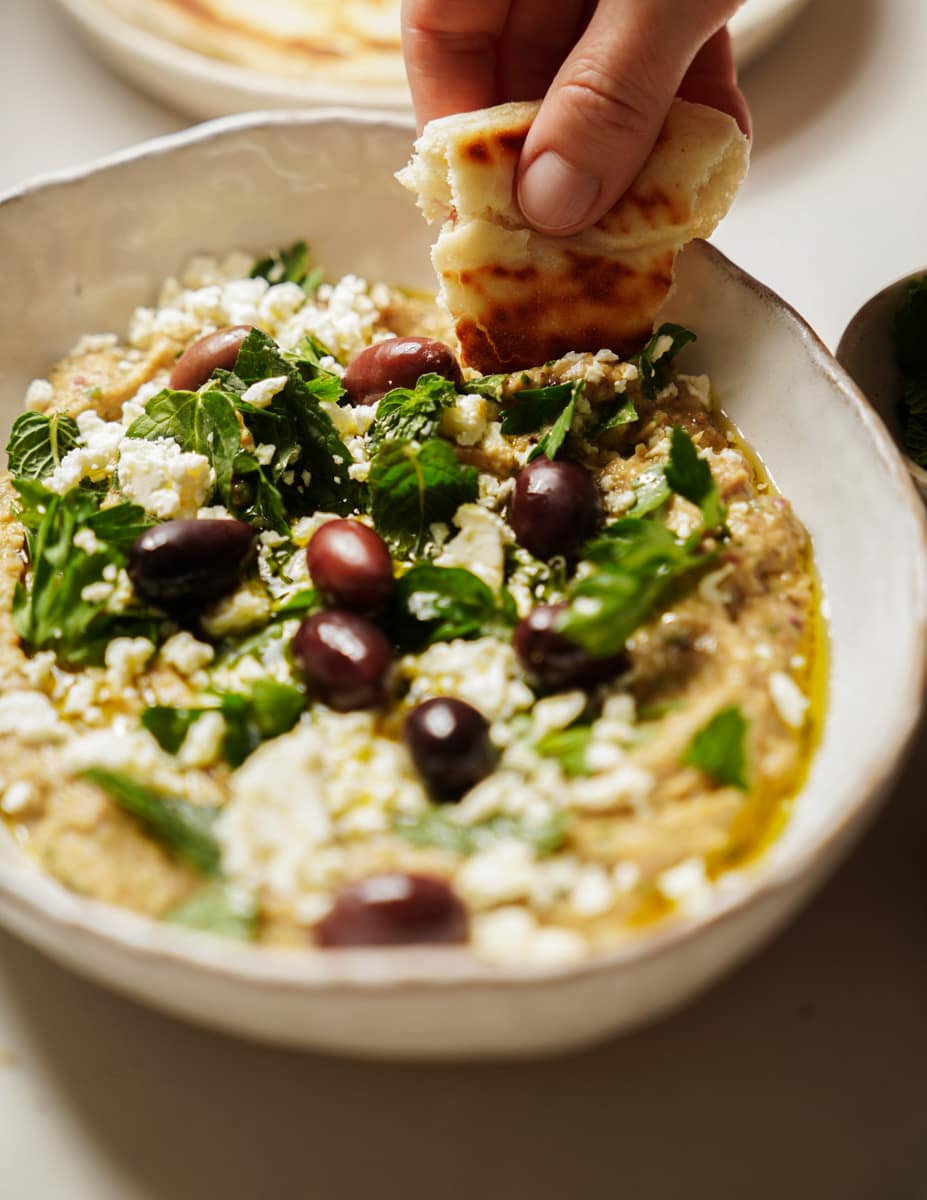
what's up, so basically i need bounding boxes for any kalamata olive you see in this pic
[306,519,394,611]
[509,456,602,560]
[316,873,468,947]
[169,325,253,391]
[292,610,393,711]
[514,603,628,690]
[127,518,256,612]
[342,337,462,405]
[403,697,496,802]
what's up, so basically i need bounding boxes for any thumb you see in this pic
[517,0,743,235]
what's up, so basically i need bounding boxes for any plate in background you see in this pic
[53,0,815,122]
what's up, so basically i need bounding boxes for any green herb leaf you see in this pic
[385,564,514,652]
[142,679,305,768]
[5,412,80,481]
[558,517,709,657]
[394,809,568,857]
[165,880,259,941]
[368,438,477,556]
[627,466,671,517]
[232,329,361,517]
[682,705,749,789]
[534,726,593,776]
[596,395,638,435]
[499,383,573,436]
[249,240,321,292]
[126,386,241,504]
[664,426,725,530]
[466,374,506,402]
[636,324,697,400]
[81,767,221,876]
[369,373,459,451]
[12,482,159,666]
[530,393,576,462]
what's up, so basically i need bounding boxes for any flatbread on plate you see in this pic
[397,99,749,374]
[101,0,407,87]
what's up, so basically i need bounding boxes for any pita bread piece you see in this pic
[397,99,749,374]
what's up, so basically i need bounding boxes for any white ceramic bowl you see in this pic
[837,268,927,502]
[0,111,923,1060]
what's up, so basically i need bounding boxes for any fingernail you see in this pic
[518,151,601,233]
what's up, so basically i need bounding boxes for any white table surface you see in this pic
[1,0,926,1196]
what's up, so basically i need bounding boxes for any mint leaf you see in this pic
[627,466,671,517]
[385,564,514,651]
[368,438,477,556]
[394,810,568,857]
[636,324,697,400]
[250,240,321,293]
[558,517,710,656]
[165,880,259,941]
[530,392,577,461]
[81,768,221,875]
[369,373,459,451]
[466,374,506,402]
[664,426,725,530]
[534,726,592,776]
[142,679,305,768]
[6,412,80,481]
[126,386,241,504]
[233,329,361,516]
[683,706,749,789]
[12,482,159,666]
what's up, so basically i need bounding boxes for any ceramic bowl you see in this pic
[836,269,927,501]
[0,112,924,1060]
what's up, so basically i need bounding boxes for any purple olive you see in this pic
[514,603,628,690]
[403,697,496,802]
[509,457,602,560]
[292,610,393,711]
[342,337,462,405]
[306,519,394,611]
[316,873,468,947]
[127,518,256,611]
[169,325,253,391]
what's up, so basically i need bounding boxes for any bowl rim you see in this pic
[1,108,925,992]
[836,266,927,493]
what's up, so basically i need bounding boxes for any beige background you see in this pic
[1,0,926,1196]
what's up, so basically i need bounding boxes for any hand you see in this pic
[402,0,751,235]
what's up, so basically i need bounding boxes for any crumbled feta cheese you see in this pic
[25,379,54,411]
[612,861,642,893]
[477,472,515,512]
[200,583,272,638]
[0,692,69,743]
[569,762,655,812]
[698,562,735,604]
[197,505,236,521]
[402,638,534,722]
[160,632,214,676]
[45,410,124,493]
[678,373,712,409]
[104,637,155,689]
[254,442,276,466]
[241,376,288,409]
[178,712,226,769]
[291,511,341,546]
[570,865,615,916]
[471,906,587,966]
[769,671,809,729]
[658,856,713,914]
[1,780,37,816]
[440,394,490,447]
[73,528,104,555]
[531,691,587,738]
[80,581,114,604]
[434,503,508,591]
[456,839,537,908]
[118,437,214,519]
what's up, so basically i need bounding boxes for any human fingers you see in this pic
[401,0,512,133]
[676,26,750,137]
[496,0,589,103]
[517,0,744,235]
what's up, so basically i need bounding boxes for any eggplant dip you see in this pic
[0,245,822,965]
